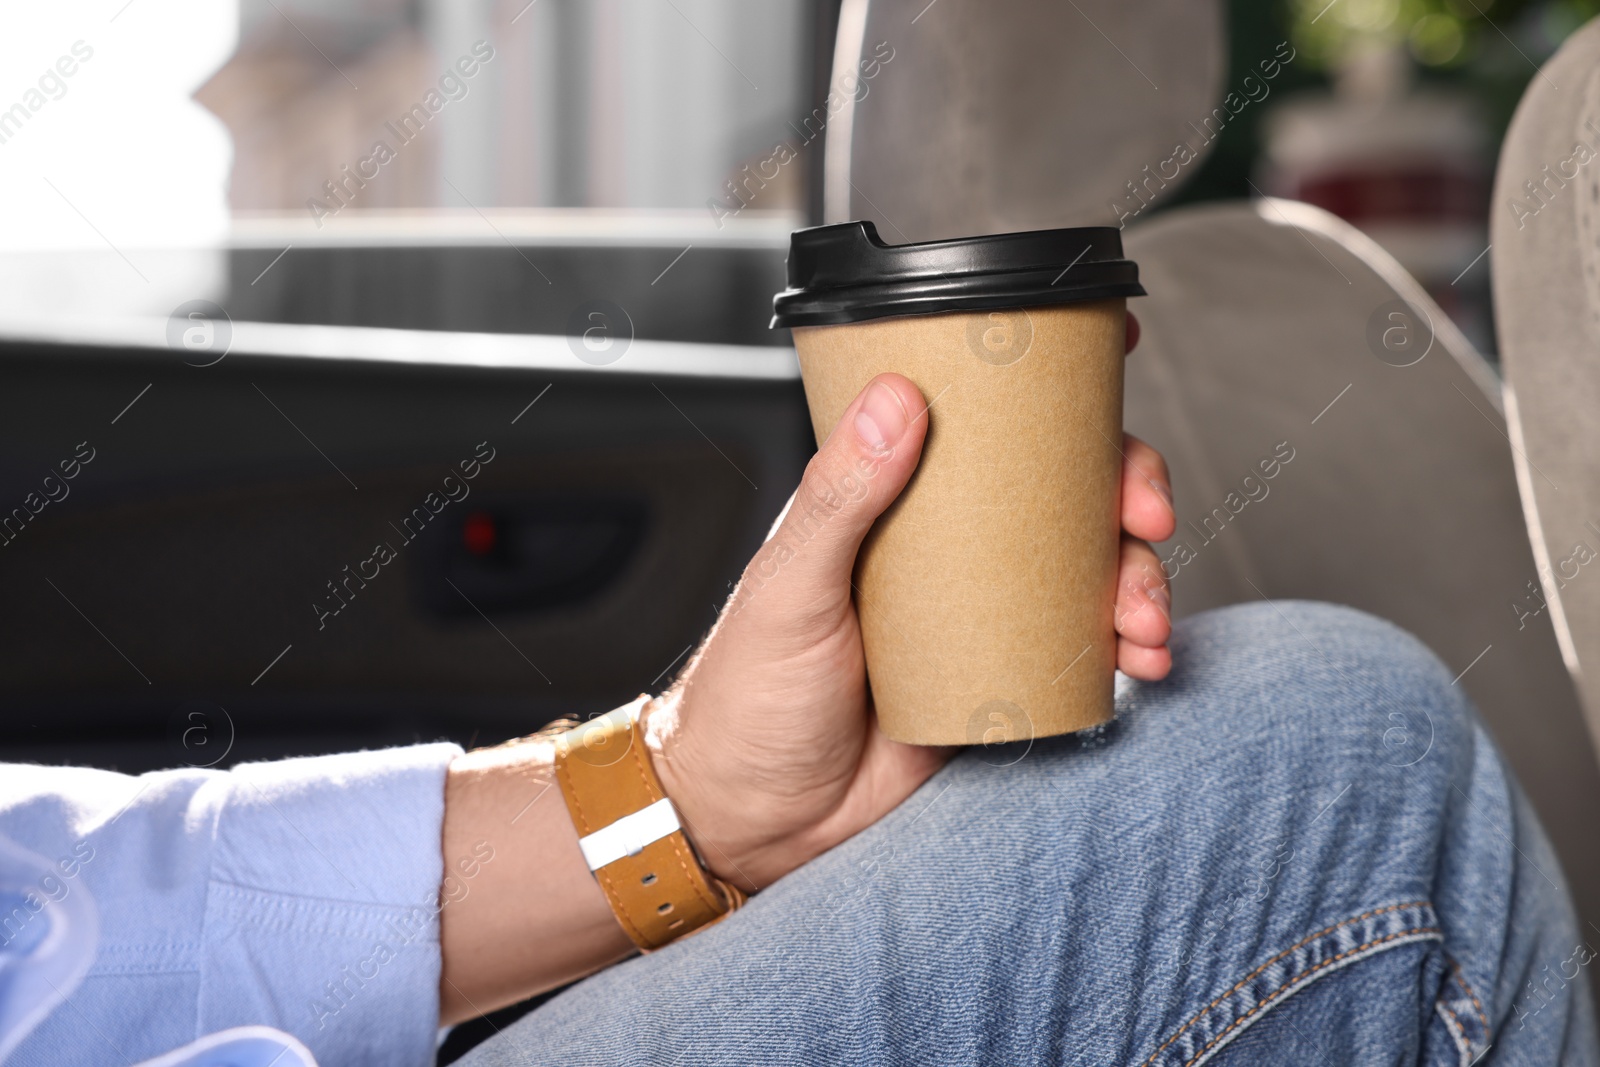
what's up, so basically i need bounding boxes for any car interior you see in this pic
[3,0,1599,1054]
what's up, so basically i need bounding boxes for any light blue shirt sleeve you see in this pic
[0,743,462,1067]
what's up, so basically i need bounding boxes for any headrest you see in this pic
[825,0,1227,241]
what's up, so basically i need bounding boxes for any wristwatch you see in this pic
[551,695,745,951]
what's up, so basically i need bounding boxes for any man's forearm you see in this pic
[438,740,634,1026]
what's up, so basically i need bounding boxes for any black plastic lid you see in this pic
[770,221,1145,328]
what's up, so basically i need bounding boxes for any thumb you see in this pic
[762,373,928,597]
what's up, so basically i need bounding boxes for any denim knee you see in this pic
[1129,599,1477,783]
[459,599,1579,1067]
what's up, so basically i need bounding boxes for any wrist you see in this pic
[438,740,634,1024]
[642,693,821,892]
[549,698,747,952]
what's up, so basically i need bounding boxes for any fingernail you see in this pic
[1153,480,1173,509]
[854,382,909,450]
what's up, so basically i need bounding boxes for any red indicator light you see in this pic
[463,511,497,557]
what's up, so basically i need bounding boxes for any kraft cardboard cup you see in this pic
[772,222,1145,747]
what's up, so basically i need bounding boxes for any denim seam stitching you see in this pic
[1436,957,1492,1062]
[1433,1001,1471,1067]
[1183,925,1442,1067]
[1139,899,1430,1067]
[1452,961,1490,1035]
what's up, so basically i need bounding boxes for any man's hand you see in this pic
[437,313,1176,1023]
[648,313,1177,892]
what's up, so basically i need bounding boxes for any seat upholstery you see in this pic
[1124,200,1600,929]
[1491,14,1600,755]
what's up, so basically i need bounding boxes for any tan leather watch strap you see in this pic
[552,695,745,951]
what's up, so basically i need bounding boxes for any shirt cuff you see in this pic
[198,742,462,1067]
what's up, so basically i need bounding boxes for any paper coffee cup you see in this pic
[772,222,1144,747]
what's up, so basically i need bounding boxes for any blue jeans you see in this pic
[459,603,1598,1066]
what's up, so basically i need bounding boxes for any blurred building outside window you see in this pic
[201,0,808,217]
[0,0,807,323]
[5,0,1600,359]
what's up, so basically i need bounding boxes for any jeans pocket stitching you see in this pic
[1434,955,1492,1064]
[1141,900,1443,1067]
[1453,960,1490,1035]
[1182,925,1442,1067]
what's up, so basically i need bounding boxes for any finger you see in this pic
[759,373,930,597]
[1120,433,1175,543]
[1118,638,1171,680]
[1125,310,1140,355]
[1114,535,1171,649]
